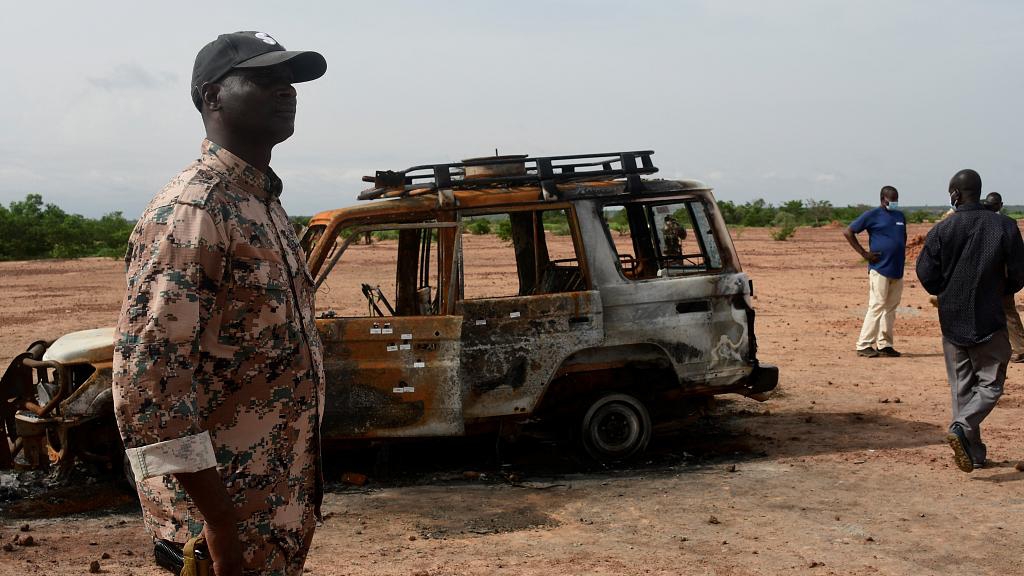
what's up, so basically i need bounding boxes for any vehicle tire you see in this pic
[579,392,652,464]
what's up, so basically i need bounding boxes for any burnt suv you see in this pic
[303,151,776,462]
[1,151,776,473]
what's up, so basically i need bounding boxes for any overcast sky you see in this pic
[1,0,1021,218]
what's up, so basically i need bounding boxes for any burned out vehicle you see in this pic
[0,151,776,473]
[304,151,777,462]
[0,328,124,476]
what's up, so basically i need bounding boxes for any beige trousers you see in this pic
[857,269,903,350]
[1003,295,1024,356]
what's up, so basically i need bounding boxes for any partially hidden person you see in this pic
[983,192,1024,362]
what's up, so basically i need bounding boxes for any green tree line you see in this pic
[0,194,983,261]
[716,199,940,227]
[0,194,135,260]
[0,194,314,261]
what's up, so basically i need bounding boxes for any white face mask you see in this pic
[886,202,899,211]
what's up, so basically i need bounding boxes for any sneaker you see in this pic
[945,425,974,473]
[878,347,902,357]
[856,347,879,358]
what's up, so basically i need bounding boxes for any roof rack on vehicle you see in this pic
[358,151,658,201]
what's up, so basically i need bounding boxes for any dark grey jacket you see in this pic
[916,203,1024,346]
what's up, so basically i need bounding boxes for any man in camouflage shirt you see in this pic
[112,32,327,576]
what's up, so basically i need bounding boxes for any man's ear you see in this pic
[201,82,221,112]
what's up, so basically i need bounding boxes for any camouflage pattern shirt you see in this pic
[113,140,325,576]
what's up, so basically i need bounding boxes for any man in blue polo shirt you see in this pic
[844,186,907,358]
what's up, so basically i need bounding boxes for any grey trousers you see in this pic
[943,331,1011,464]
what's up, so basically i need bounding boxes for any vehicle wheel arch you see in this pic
[533,343,678,416]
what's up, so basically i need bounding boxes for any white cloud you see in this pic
[0,164,44,183]
[88,63,177,91]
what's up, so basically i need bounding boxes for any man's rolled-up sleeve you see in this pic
[113,201,226,480]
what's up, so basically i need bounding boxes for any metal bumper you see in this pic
[745,363,779,396]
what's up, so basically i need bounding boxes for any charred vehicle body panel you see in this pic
[1,151,777,469]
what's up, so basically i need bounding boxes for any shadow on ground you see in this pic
[0,400,945,518]
[321,402,945,490]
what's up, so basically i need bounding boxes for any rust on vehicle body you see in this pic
[317,315,464,438]
[457,290,604,419]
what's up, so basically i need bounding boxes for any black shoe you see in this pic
[857,347,879,358]
[878,347,902,357]
[945,425,974,473]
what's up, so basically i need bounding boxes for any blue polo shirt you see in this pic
[850,206,907,279]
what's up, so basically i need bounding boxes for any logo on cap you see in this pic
[254,32,277,45]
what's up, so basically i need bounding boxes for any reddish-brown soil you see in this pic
[3,224,1024,576]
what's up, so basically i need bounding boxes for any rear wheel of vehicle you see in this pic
[580,393,651,464]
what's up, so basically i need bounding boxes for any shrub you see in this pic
[467,219,491,235]
[771,211,797,241]
[371,229,400,241]
[609,221,630,236]
[495,218,512,242]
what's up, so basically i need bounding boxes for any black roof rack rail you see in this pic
[358,151,657,201]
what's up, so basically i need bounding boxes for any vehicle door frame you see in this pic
[312,221,468,439]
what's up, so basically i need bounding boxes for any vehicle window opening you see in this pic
[316,224,444,318]
[460,209,584,300]
[602,200,722,280]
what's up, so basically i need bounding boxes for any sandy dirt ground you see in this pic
[3,224,1024,576]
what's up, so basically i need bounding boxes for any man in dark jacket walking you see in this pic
[917,169,1024,472]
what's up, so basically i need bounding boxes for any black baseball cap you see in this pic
[191,31,327,110]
